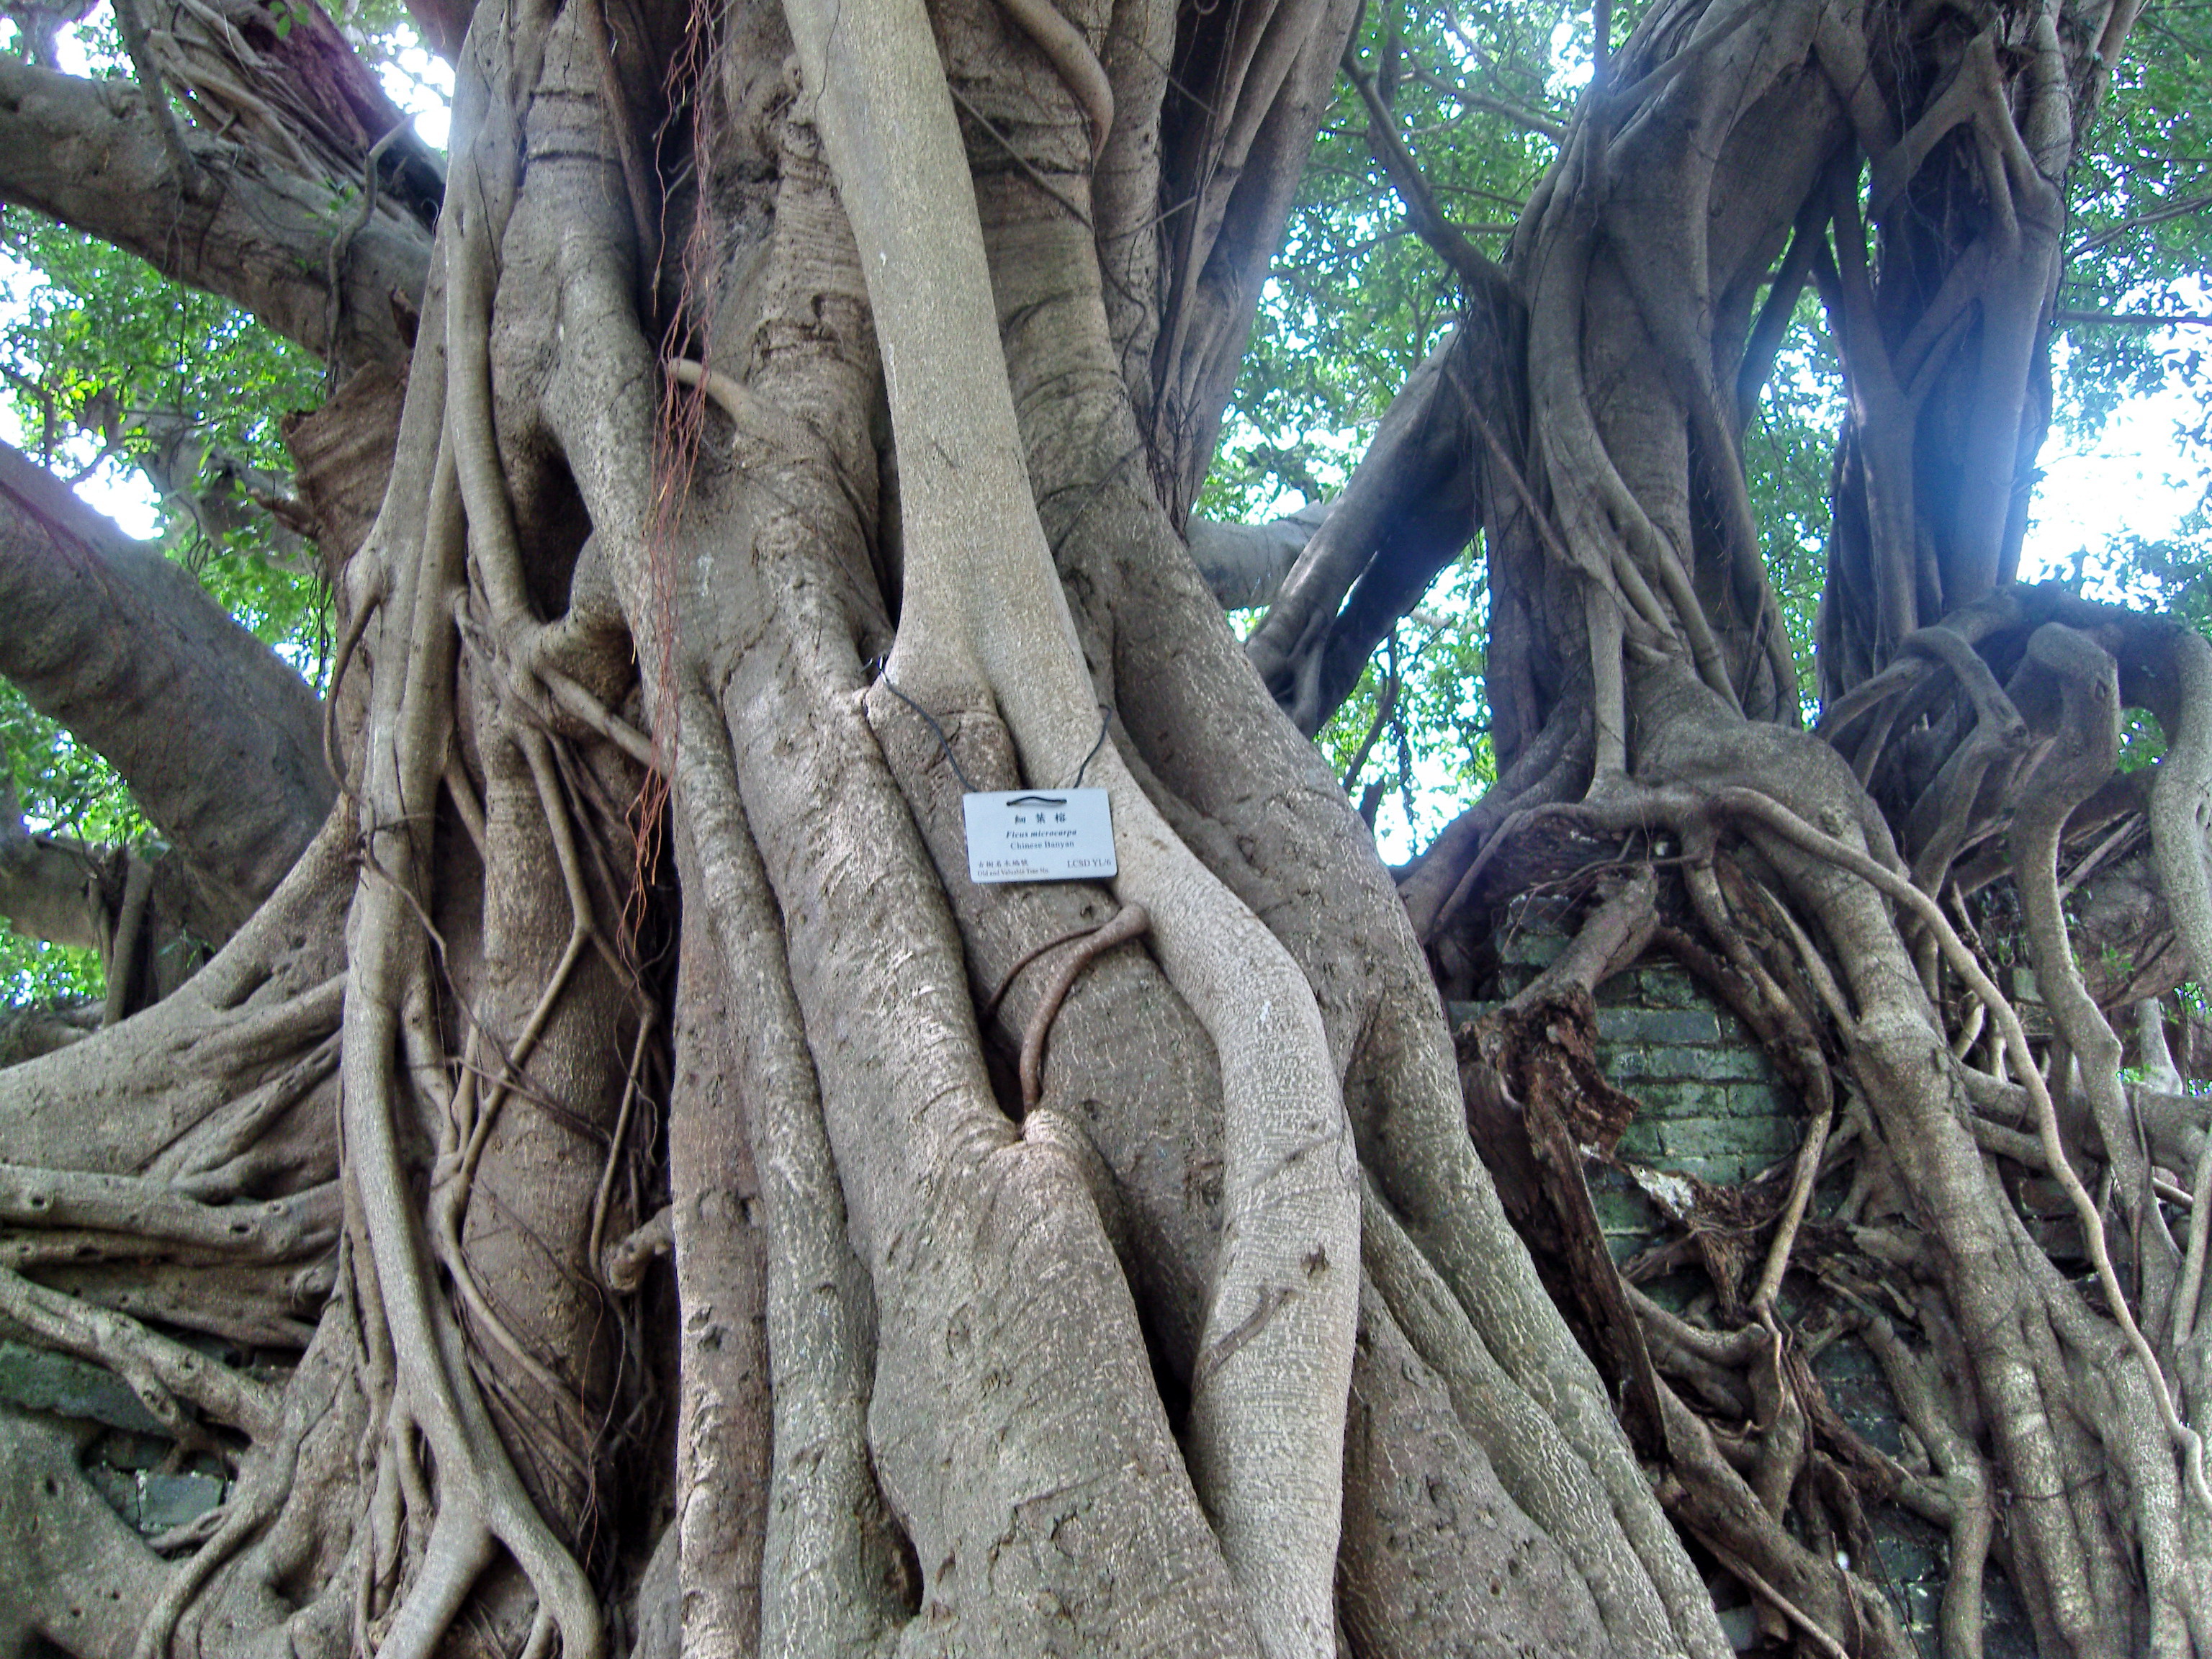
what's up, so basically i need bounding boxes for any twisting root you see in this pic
[980,917,1113,1024]
[1712,783,2212,1516]
[588,1012,656,1283]
[986,0,1113,160]
[130,1377,314,1659]
[336,156,608,1651]
[1019,901,1148,1108]
[427,728,605,1434]
[0,1263,279,1440]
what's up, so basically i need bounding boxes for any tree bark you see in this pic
[2,0,2208,1656]
[0,439,330,932]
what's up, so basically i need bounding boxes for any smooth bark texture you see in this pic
[0,439,330,932]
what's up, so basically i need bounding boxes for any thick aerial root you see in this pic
[1017,900,1148,1108]
[672,696,904,1658]
[335,220,606,1659]
[1358,1173,1707,1657]
[781,4,1359,1649]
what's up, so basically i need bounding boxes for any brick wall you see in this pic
[1452,917,1804,1261]
[1450,907,2036,1658]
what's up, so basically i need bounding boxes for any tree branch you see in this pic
[0,58,427,374]
[0,439,331,930]
[1342,45,1514,308]
[2054,307,2212,327]
[1186,500,1331,608]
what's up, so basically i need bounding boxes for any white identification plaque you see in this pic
[963,790,1117,884]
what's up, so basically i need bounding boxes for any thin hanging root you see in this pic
[432,1202,583,1435]
[1752,1103,1828,1311]
[1737,890,1845,1310]
[981,918,1113,1022]
[590,1011,657,1280]
[323,582,383,794]
[2178,1125,2212,1352]
[459,728,601,1183]
[1019,902,1148,1108]
[664,358,842,466]
[537,664,657,770]
[1713,783,2212,1515]
[343,480,603,1659]
[423,722,613,1439]
[444,747,489,856]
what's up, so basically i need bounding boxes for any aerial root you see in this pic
[1017,901,1148,1108]
[1474,770,2208,1507]
[589,1011,657,1284]
[129,1376,315,1659]
[1858,1303,1994,1659]
[983,0,1113,160]
[1458,754,2212,1656]
[0,1263,279,1441]
[1712,783,2212,1514]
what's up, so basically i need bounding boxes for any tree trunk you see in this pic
[2,0,2209,1656]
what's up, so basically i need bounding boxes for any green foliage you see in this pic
[1206,1,2212,845]
[0,930,102,1004]
[0,219,330,1010]
[2044,8,2212,607]
[1311,548,1494,855]
[2,684,149,846]
[1,683,124,1003]
[1202,0,1571,526]
[1,209,333,649]
[2059,4,2212,426]
[1740,299,1846,709]
[1,210,328,636]
[1199,3,1586,850]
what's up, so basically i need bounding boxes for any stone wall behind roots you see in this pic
[1450,901,2037,1658]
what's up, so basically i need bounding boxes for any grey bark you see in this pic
[0,58,427,374]
[0,439,331,934]
[1186,500,1331,609]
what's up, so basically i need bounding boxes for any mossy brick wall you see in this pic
[1449,915,2037,1658]
[1451,922,1804,1261]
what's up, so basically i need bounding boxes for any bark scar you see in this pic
[1191,1284,1295,1395]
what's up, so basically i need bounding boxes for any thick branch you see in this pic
[1245,325,1484,734]
[0,801,102,953]
[0,439,331,930]
[0,58,426,374]
[1186,501,1331,608]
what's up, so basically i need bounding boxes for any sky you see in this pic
[2024,355,2208,596]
